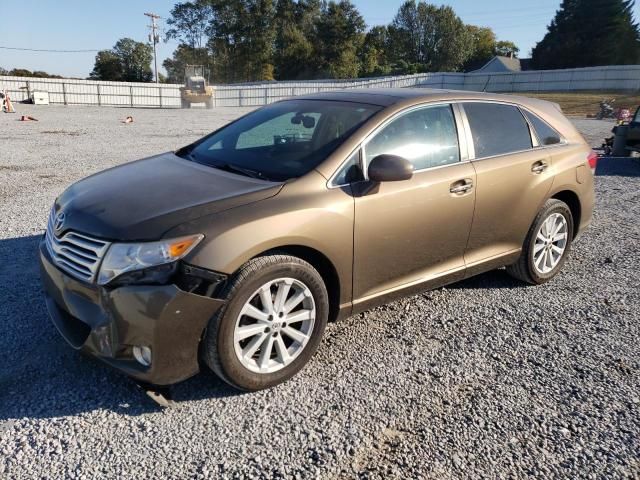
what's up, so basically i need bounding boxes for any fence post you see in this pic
[62,82,68,105]
[26,81,31,101]
[158,85,163,108]
[97,84,102,106]
[264,87,268,106]
[130,85,134,107]
[568,70,575,91]
[537,72,543,92]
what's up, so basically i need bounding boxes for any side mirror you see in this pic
[368,154,414,182]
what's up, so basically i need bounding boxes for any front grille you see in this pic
[45,208,111,283]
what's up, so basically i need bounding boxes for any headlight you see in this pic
[97,234,204,286]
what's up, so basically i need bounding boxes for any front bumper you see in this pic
[39,239,224,385]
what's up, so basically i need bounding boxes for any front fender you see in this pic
[166,172,355,305]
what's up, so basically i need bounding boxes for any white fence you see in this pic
[1,65,639,109]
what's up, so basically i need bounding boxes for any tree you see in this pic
[532,0,640,69]
[2,68,63,78]
[200,0,276,83]
[494,41,519,58]
[90,51,122,81]
[463,27,520,71]
[113,38,154,82]
[7,68,34,77]
[359,26,392,77]
[165,1,211,49]
[387,1,421,65]
[316,1,366,78]
[164,0,521,82]
[164,1,215,83]
[463,26,496,71]
[163,45,212,84]
[273,0,321,79]
[387,1,473,72]
[90,38,153,82]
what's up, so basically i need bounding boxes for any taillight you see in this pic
[587,150,598,174]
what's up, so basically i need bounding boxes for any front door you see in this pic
[352,104,476,304]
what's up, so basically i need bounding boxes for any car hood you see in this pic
[55,152,283,241]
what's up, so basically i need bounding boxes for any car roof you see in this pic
[294,88,556,110]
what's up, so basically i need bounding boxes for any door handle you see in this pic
[531,161,548,174]
[450,180,473,194]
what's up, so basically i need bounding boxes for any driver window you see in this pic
[365,104,460,171]
[236,112,320,149]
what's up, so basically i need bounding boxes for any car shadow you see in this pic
[447,268,523,290]
[596,156,640,177]
[0,234,242,421]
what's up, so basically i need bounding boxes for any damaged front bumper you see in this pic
[39,240,225,385]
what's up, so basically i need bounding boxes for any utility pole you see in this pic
[144,12,161,83]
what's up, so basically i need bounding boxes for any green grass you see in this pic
[517,91,640,117]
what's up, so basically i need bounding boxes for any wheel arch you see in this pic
[251,245,342,323]
[550,189,582,239]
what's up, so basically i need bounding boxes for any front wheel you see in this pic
[202,254,328,391]
[506,199,574,285]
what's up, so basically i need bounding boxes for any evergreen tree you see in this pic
[274,0,321,79]
[316,1,366,79]
[532,0,640,69]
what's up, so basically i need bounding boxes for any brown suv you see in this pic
[39,89,596,391]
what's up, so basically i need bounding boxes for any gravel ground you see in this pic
[0,105,638,479]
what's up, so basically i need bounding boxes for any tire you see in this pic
[205,98,214,109]
[181,99,189,109]
[506,199,574,285]
[202,254,329,391]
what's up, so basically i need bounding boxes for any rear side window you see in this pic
[523,110,563,146]
[463,103,532,158]
[365,104,460,171]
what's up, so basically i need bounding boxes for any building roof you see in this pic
[473,56,523,73]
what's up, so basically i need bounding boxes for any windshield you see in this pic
[178,99,381,181]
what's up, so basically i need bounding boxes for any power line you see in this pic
[0,46,100,53]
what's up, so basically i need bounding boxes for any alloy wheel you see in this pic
[533,212,568,274]
[233,278,316,373]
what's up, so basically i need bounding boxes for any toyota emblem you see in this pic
[54,212,66,234]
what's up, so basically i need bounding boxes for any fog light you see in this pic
[133,346,152,367]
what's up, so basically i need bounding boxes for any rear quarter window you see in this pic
[522,110,563,146]
[463,103,532,158]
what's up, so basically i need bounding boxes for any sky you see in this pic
[1,0,638,79]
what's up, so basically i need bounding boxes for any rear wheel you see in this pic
[506,199,574,284]
[205,97,214,109]
[181,99,190,109]
[202,254,328,391]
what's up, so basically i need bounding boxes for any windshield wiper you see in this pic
[214,163,269,181]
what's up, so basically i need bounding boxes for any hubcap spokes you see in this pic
[533,213,568,274]
[234,278,316,374]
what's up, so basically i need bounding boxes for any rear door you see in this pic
[460,102,554,271]
[352,103,476,302]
